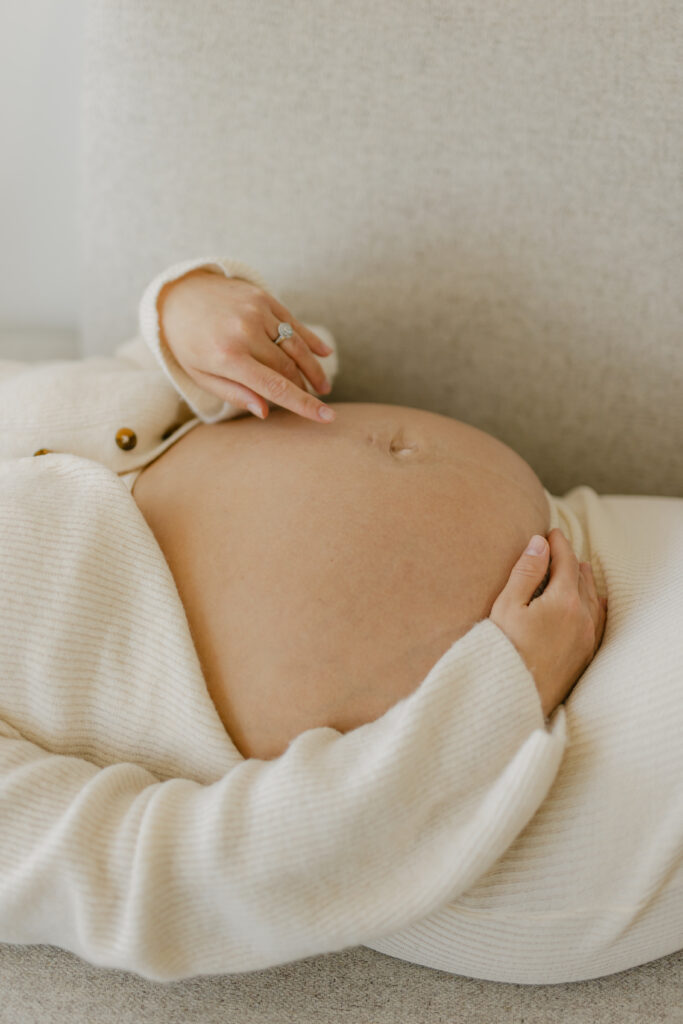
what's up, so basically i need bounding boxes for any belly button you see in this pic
[389,438,418,456]
[365,429,419,458]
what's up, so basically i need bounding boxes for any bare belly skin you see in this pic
[132,402,550,759]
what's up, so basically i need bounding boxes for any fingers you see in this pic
[545,532,608,646]
[199,356,337,424]
[495,534,551,608]
[596,594,607,647]
[581,558,608,620]
[270,352,309,394]
[182,365,273,419]
[545,529,580,595]
[579,561,608,651]
[264,311,332,396]
[219,290,333,418]
[267,297,335,358]
[577,566,597,650]
[578,562,598,614]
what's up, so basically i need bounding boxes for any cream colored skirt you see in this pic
[367,486,683,983]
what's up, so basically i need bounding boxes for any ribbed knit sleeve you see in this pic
[0,453,566,980]
[0,598,566,981]
[136,256,339,423]
[0,259,566,981]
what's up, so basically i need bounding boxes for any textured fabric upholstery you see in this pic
[80,0,682,496]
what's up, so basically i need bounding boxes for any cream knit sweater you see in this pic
[0,255,611,983]
[370,491,683,983]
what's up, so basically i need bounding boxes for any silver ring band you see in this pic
[274,322,294,346]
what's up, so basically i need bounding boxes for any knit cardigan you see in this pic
[0,256,566,981]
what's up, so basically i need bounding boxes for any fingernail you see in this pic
[247,403,263,418]
[525,535,546,555]
[320,380,332,393]
[318,406,335,421]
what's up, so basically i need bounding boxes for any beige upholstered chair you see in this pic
[3,2,681,1020]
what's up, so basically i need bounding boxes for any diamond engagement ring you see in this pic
[274,322,294,345]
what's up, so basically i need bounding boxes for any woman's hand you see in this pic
[490,529,607,719]
[157,268,337,423]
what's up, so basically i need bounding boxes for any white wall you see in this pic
[0,0,84,354]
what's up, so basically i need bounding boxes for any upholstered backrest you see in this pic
[80,0,682,496]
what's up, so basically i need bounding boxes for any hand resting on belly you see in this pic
[132,402,581,759]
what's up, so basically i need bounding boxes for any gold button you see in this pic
[115,428,137,451]
[161,422,181,441]
[33,448,53,456]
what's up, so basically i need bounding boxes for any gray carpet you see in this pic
[1,943,681,1023]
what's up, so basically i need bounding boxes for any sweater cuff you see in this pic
[137,256,270,423]
[427,617,552,747]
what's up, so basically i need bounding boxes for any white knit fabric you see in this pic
[369,488,683,982]
[0,257,566,981]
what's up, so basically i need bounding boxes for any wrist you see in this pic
[156,269,213,354]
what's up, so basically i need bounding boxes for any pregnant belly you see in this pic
[132,402,550,759]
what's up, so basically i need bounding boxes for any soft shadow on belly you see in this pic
[132,402,549,759]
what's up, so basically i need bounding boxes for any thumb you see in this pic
[500,535,550,607]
